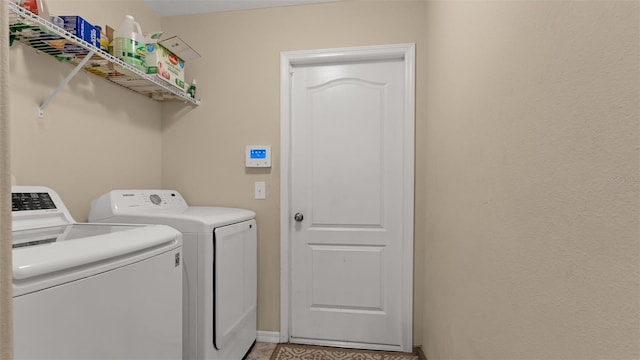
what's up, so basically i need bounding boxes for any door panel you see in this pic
[310,244,385,311]
[309,78,384,226]
[290,58,407,348]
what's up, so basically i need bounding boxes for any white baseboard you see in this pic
[257,331,281,343]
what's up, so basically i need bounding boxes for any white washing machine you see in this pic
[11,186,183,360]
[89,189,257,360]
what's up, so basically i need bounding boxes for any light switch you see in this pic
[254,181,266,200]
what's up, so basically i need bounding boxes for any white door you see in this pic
[282,44,415,352]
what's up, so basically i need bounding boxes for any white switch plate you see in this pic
[254,181,266,200]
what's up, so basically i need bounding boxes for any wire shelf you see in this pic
[8,2,200,109]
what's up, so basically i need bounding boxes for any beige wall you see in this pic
[160,0,428,340]
[422,1,640,359]
[10,0,164,221]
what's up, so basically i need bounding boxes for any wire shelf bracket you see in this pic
[38,50,95,118]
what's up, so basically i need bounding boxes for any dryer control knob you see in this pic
[150,194,162,205]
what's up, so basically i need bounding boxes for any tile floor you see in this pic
[245,342,278,360]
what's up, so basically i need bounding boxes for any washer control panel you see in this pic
[12,192,57,211]
[12,186,76,230]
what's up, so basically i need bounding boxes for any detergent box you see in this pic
[145,33,200,90]
[17,15,99,58]
[58,15,100,52]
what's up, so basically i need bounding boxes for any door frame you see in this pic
[280,43,415,351]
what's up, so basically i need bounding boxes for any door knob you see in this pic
[294,212,304,222]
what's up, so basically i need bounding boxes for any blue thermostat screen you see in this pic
[250,149,267,159]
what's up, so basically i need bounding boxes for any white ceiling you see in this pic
[143,0,336,17]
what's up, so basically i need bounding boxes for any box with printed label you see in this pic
[144,35,200,91]
[59,16,100,50]
[145,43,185,90]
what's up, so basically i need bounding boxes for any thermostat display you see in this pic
[250,149,267,159]
[246,145,271,167]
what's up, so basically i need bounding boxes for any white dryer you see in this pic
[89,189,257,360]
[11,186,183,360]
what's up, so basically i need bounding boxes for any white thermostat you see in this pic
[245,145,271,167]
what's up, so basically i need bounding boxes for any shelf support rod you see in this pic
[38,51,96,118]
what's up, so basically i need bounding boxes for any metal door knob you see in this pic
[294,212,304,222]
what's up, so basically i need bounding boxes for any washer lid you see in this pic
[12,223,181,281]
[12,223,141,249]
